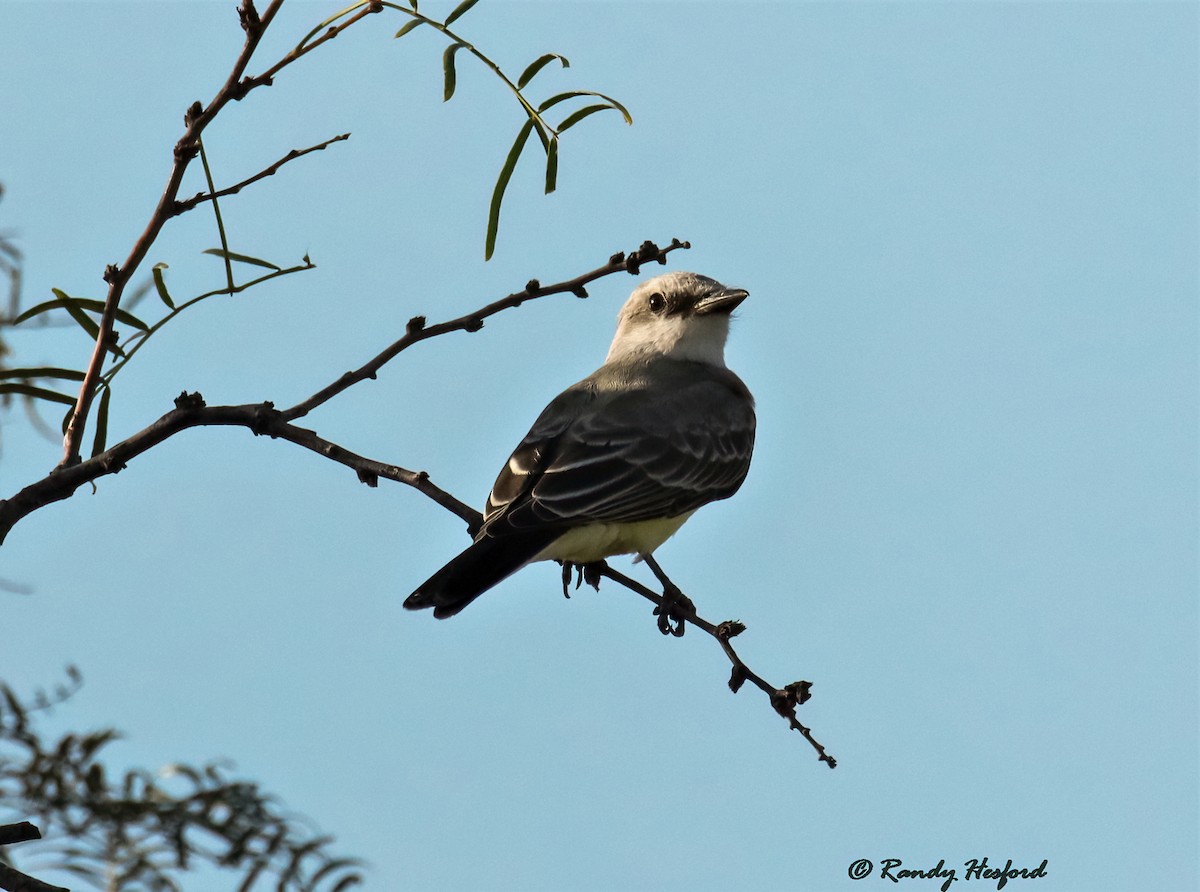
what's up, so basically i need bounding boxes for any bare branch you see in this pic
[173,134,351,215]
[0,861,70,892]
[0,822,69,892]
[0,822,40,847]
[0,395,469,546]
[282,238,690,422]
[598,563,836,768]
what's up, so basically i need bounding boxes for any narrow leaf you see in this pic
[442,43,464,102]
[152,262,175,309]
[538,90,633,125]
[0,383,77,406]
[558,103,613,133]
[444,0,480,26]
[0,367,86,382]
[517,53,569,90]
[544,137,558,195]
[24,290,150,332]
[11,299,69,325]
[91,385,111,457]
[394,18,424,39]
[485,119,535,261]
[202,248,281,271]
[51,288,101,341]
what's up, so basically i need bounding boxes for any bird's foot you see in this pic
[559,561,604,598]
[653,580,694,637]
[640,553,693,637]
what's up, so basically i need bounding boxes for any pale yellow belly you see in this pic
[534,511,697,564]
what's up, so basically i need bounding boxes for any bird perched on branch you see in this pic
[404,271,755,619]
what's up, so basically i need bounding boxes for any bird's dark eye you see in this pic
[647,292,666,314]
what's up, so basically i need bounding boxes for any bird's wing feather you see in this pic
[482,362,754,536]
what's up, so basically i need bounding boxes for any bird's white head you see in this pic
[605,271,748,367]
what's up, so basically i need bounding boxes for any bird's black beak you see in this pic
[693,287,749,316]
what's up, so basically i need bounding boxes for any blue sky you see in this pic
[1,2,1196,891]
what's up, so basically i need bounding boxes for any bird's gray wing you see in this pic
[481,363,755,536]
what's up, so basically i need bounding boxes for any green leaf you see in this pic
[538,90,633,125]
[0,366,86,382]
[442,43,464,102]
[11,299,68,325]
[152,262,175,309]
[0,382,77,406]
[517,53,569,90]
[51,288,101,341]
[444,0,480,26]
[61,291,146,331]
[485,119,535,261]
[558,103,615,133]
[91,385,112,457]
[202,248,281,271]
[544,137,558,195]
[394,18,424,39]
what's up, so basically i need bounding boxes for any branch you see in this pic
[597,563,836,768]
[59,0,383,469]
[241,0,384,93]
[59,0,287,468]
[282,238,690,422]
[0,823,69,892]
[0,823,40,847]
[0,395,473,546]
[173,134,351,215]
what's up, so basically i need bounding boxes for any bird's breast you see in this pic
[534,511,697,564]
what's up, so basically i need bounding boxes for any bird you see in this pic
[403,270,755,619]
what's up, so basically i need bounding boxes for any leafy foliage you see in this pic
[0,672,362,891]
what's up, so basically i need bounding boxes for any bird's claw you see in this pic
[653,583,694,637]
[559,561,603,599]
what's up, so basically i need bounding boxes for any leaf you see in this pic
[544,137,558,195]
[485,118,535,261]
[517,53,569,89]
[558,103,615,133]
[16,290,150,332]
[202,248,281,271]
[0,383,77,405]
[152,262,175,309]
[394,18,424,39]
[91,385,112,457]
[0,367,85,382]
[538,89,633,125]
[444,0,480,26]
[442,43,464,102]
[51,288,101,341]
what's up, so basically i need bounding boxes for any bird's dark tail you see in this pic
[403,530,558,619]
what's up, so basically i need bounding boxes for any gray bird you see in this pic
[404,271,755,618]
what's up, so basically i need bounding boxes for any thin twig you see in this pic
[241,1,384,92]
[281,238,689,422]
[598,564,836,767]
[197,138,235,294]
[174,134,351,214]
